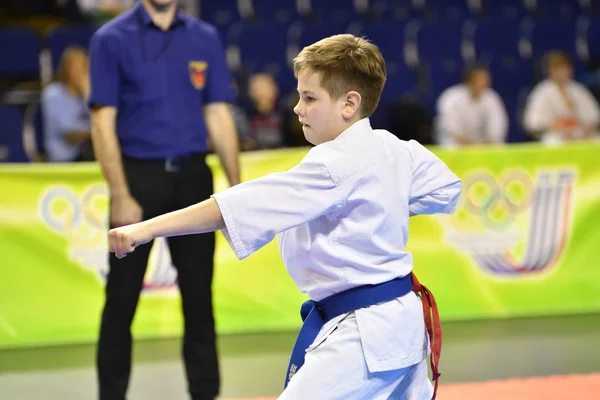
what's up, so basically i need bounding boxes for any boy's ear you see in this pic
[342,91,362,119]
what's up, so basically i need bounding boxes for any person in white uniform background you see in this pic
[523,50,600,145]
[435,65,509,147]
[108,34,462,400]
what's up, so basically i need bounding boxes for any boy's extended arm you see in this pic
[109,159,341,259]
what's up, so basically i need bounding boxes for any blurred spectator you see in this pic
[41,46,94,162]
[434,65,508,147]
[523,51,600,145]
[245,73,285,150]
[225,69,254,151]
[281,92,309,147]
[77,0,134,23]
[388,95,434,145]
[229,103,253,150]
[178,0,198,17]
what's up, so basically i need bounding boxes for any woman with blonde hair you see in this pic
[41,46,94,162]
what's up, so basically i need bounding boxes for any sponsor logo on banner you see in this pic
[37,184,178,292]
[441,169,575,276]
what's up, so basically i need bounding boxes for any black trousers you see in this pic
[97,154,219,400]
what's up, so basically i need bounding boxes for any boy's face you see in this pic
[294,68,348,145]
[468,70,490,98]
[548,63,572,84]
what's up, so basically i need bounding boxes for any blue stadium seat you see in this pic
[0,28,40,78]
[405,20,468,98]
[509,87,535,142]
[307,0,362,24]
[47,26,97,71]
[234,23,295,92]
[381,61,419,102]
[354,20,406,62]
[522,17,583,71]
[488,56,533,95]
[503,96,524,143]
[426,0,474,21]
[485,56,533,143]
[426,57,465,97]
[0,107,28,163]
[469,17,522,60]
[354,20,412,88]
[199,0,242,39]
[251,0,299,24]
[358,20,419,100]
[34,106,45,157]
[531,0,583,18]
[525,17,577,56]
[371,0,427,21]
[578,17,600,65]
[475,0,528,19]
[294,20,352,49]
[412,20,466,64]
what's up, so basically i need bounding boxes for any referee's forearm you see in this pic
[91,107,130,198]
[215,138,240,186]
[205,103,241,186]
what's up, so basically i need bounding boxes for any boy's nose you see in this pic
[293,101,303,116]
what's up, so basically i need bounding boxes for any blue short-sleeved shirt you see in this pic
[88,2,235,159]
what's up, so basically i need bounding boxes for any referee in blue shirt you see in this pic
[88,1,240,399]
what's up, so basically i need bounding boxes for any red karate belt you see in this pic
[411,272,442,400]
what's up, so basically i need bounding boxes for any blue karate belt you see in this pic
[284,275,413,388]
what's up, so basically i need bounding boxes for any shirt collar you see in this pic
[136,2,187,28]
[335,118,372,141]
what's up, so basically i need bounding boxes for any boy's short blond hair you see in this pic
[293,34,387,118]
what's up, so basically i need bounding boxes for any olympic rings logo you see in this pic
[459,170,534,231]
[38,184,178,290]
[39,184,109,247]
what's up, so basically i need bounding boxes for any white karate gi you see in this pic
[523,79,600,144]
[212,118,462,399]
[435,84,509,147]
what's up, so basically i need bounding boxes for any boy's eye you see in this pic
[306,96,315,102]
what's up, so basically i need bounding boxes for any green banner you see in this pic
[1,143,600,349]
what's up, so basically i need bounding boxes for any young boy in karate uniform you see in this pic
[108,34,462,399]
[524,51,600,145]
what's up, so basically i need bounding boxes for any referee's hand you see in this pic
[108,223,153,259]
[111,194,143,227]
